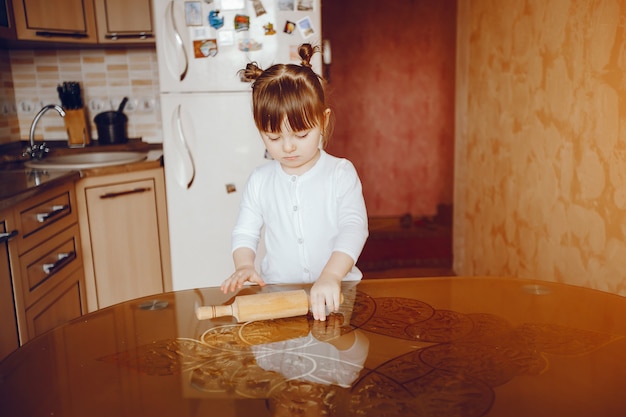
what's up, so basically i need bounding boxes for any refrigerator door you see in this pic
[161,92,268,290]
[153,0,321,93]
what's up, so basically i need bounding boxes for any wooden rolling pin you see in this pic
[195,290,343,322]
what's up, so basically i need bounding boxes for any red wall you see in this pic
[323,0,456,217]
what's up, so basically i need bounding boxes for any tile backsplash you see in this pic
[1,47,162,146]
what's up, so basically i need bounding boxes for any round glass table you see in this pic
[1,276,625,417]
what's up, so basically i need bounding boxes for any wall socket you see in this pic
[89,98,107,112]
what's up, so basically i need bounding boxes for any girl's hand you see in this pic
[221,265,265,294]
[310,275,342,321]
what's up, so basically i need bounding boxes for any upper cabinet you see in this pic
[8,0,154,45]
[94,0,154,44]
[0,0,15,39]
[12,0,98,43]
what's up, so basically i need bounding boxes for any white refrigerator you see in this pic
[153,0,322,290]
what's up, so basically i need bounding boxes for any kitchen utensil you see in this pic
[195,290,344,322]
[196,290,310,322]
[94,97,129,144]
[57,82,83,110]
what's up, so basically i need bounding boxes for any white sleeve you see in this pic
[332,160,369,262]
[231,171,264,253]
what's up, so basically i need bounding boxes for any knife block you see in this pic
[64,108,91,148]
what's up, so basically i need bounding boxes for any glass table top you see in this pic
[1,276,625,417]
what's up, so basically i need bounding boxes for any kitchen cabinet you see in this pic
[0,208,19,362]
[76,167,172,312]
[10,0,154,45]
[12,0,98,44]
[0,0,15,39]
[4,180,86,347]
[94,0,154,44]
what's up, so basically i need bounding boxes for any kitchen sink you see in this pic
[24,151,147,170]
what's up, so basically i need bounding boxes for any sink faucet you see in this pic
[23,104,66,160]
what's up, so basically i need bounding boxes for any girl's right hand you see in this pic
[220,265,265,294]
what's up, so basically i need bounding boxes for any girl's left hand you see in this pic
[310,276,342,321]
[221,265,265,294]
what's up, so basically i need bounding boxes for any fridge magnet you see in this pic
[278,0,295,11]
[297,16,315,38]
[283,20,296,35]
[251,0,267,17]
[184,2,203,26]
[193,39,218,57]
[263,22,276,35]
[238,37,262,51]
[289,45,300,62]
[208,10,224,29]
[220,0,245,10]
[296,0,314,11]
[218,30,235,46]
[234,14,250,31]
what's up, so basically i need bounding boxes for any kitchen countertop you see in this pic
[0,139,163,211]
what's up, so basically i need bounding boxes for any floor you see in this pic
[358,206,454,279]
[362,266,455,279]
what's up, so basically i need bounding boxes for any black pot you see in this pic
[94,97,128,144]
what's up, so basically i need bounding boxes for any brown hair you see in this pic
[240,44,332,146]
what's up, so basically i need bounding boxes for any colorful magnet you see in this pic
[297,16,315,38]
[208,10,224,29]
[193,39,218,58]
[283,21,296,35]
[251,0,267,17]
[238,37,262,51]
[184,1,202,26]
[297,0,314,11]
[234,15,250,31]
[263,22,276,35]
[278,0,294,11]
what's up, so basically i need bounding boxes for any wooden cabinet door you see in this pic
[12,0,97,43]
[84,177,166,309]
[25,267,85,340]
[94,0,154,44]
[0,0,16,39]
[0,209,19,361]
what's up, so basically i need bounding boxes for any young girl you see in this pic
[221,44,368,321]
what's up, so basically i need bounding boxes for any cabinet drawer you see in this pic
[15,183,78,255]
[18,224,82,308]
[25,267,85,341]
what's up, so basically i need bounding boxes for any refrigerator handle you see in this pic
[167,1,188,82]
[173,104,196,189]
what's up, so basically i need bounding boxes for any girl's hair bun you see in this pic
[239,62,264,82]
[298,43,316,68]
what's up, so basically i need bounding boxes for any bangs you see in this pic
[252,70,325,133]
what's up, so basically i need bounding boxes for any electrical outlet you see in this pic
[89,98,107,112]
[139,97,156,112]
[124,98,139,112]
[18,100,35,114]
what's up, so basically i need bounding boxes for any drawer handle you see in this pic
[35,31,88,39]
[36,205,69,223]
[0,230,18,244]
[42,252,75,275]
[105,32,154,40]
[100,187,151,199]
